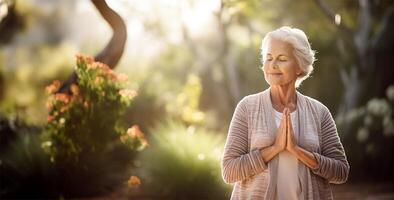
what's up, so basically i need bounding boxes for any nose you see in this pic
[269,60,279,69]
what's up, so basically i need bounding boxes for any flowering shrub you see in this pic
[34,54,147,196]
[43,54,147,163]
[336,85,394,181]
[337,85,394,143]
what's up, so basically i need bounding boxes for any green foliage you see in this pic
[0,43,75,125]
[166,74,205,125]
[43,54,145,163]
[136,121,231,200]
[0,118,57,198]
[0,55,147,198]
[337,85,394,141]
[336,85,394,181]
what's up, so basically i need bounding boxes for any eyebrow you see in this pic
[266,53,289,57]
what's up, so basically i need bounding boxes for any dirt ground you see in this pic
[332,182,394,200]
[82,182,394,200]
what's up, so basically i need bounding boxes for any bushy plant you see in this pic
[136,121,231,200]
[38,54,146,197]
[43,55,146,162]
[337,85,394,181]
[0,117,56,198]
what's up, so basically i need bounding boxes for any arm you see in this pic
[260,145,282,164]
[310,106,350,184]
[221,98,267,184]
[290,146,318,169]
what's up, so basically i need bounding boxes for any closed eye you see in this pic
[278,56,287,61]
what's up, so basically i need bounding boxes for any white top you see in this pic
[273,109,302,200]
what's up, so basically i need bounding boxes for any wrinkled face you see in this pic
[262,38,301,86]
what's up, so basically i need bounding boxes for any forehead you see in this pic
[265,37,294,55]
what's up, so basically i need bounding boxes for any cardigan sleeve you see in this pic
[221,97,267,184]
[311,106,350,184]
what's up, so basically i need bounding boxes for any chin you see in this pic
[266,80,295,87]
[265,79,284,86]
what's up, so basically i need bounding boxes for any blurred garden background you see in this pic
[0,0,394,199]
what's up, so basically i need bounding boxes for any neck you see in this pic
[270,84,297,111]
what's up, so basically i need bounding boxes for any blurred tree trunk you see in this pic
[180,0,241,121]
[314,0,394,128]
[217,0,242,105]
[58,0,127,93]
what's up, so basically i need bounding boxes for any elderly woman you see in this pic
[221,26,349,200]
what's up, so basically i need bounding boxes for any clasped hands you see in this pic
[273,107,299,155]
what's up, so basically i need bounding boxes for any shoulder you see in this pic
[302,94,332,120]
[237,91,265,109]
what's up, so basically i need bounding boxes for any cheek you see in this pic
[282,62,299,76]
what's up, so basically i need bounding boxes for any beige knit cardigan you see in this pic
[221,88,349,200]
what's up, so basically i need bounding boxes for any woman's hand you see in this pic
[286,110,299,154]
[273,108,288,153]
[260,108,288,163]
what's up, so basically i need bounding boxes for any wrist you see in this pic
[272,144,283,154]
[289,145,301,156]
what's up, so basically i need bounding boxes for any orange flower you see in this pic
[127,176,141,187]
[87,62,99,70]
[140,138,149,148]
[116,73,128,82]
[76,54,94,65]
[45,80,61,94]
[127,125,144,138]
[60,105,69,113]
[76,54,84,65]
[54,93,70,104]
[120,134,129,143]
[83,101,90,108]
[94,77,104,85]
[47,115,55,122]
[97,62,111,71]
[46,101,53,110]
[119,89,138,100]
[70,84,79,96]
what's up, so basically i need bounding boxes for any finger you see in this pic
[280,109,287,128]
[281,109,287,122]
[286,120,290,143]
[286,114,292,145]
[285,114,290,147]
[284,108,289,130]
[288,113,293,132]
[287,112,290,134]
[281,110,286,122]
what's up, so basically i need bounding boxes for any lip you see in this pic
[268,73,283,75]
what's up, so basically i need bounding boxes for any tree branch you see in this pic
[371,4,394,49]
[91,0,127,68]
[313,0,353,35]
[58,0,127,93]
[354,0,370,73]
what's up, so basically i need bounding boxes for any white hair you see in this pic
[260,26,316,87]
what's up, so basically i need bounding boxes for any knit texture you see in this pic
[221,88,349,200]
